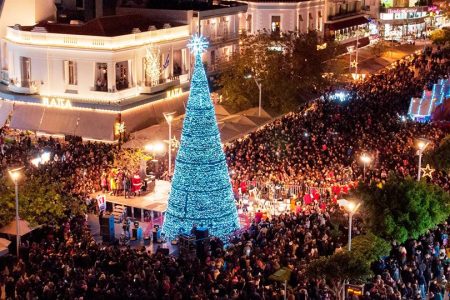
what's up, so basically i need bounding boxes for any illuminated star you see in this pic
[421,164,435,179]
[350,60,358,68]
[187,34,209,55]
[171,136,180,150]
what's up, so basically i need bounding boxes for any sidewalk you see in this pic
[338,40,427,75]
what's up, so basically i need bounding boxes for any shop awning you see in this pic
[0,219,38,236]
[122,94,187,132]
[327,16,369,31]
[39,107,80,136]
[10,103,45,131]
[122,105,159,133]
[74,110,117,141]
[0,101,13,127]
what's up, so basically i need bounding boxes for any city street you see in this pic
[338,40,428,74]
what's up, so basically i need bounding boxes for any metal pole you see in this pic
[349,52,352,73]
[348,213,352,251]
[168,121,172,178]
[355,33,359,76]
[256,80,262,117]
[363,162,366,182]
[15,181,20,257]
[417,151,422,181]
[342,282,346,300]
[284,280,287,300]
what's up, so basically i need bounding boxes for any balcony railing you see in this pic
[8,79,39,94]
[209,32,239,44]
[328,11,364,21]
[140,76,181,94]
[5,25,190,50]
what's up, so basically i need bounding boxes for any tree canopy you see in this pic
[349,232,391,263]
[425,135,450,173]
[307,251,371,298]
[0,173,84,228]
[357,176,450,243]
[430,28,450,45]
[217,31,343,113]
[114,148,152,174]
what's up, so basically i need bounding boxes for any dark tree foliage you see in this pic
[357,176,450,243]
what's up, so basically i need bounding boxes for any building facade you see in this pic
[323,0,370,46]
[378,0,430,40]
[0,1,247,141]
[237,0,369,46]
[117,1,247,76]
[239,0,325,34]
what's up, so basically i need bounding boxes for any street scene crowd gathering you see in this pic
[0,45,448,299]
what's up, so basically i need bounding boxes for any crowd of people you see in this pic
[0,204,448,299]
[0,45,447,299]
[0,133,154,206]
[225,46,450,200]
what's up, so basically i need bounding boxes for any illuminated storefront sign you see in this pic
[42,97,73,108]
[166,87,183,99]
[387,8,418,14]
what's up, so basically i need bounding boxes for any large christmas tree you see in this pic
[162,35,239,240]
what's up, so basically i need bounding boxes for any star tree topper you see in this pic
[187,34,209,56]
[421,164,435,179]
[350,60,358,68]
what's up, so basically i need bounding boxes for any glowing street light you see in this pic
[30,157,41,167]
[145,142,165,155]
[153,141,165,153]
[144,143,154,152]
[346,45,355,73]
[416,138,431,181]
[339,199,361,251]
[40,152,51,164]
[360,153,372,182]
[163,112,176,178]
[8,166,24,257]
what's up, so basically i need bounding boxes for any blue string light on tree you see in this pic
[162,34,240,241]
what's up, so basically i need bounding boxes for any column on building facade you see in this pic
[107,61,114,92]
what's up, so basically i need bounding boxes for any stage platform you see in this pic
[87,214,178,255]
[91,180,171,219]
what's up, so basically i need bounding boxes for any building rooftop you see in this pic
[122,0,246,11]
[17,14,184,37]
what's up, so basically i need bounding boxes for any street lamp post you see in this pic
[355,32,359,76]
[342,200,361,251]
[245,74,262,117]
[360,153,372,182]
[416,138,431,181]
[145,142,165,176]
[163,112,176,178]
[8,167,23,257]
[346,45,355,73]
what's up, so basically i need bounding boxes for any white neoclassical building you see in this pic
[238,0,370,47]
[3,15,191,100]
[239,0,325,34]
[0,0,247,141]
